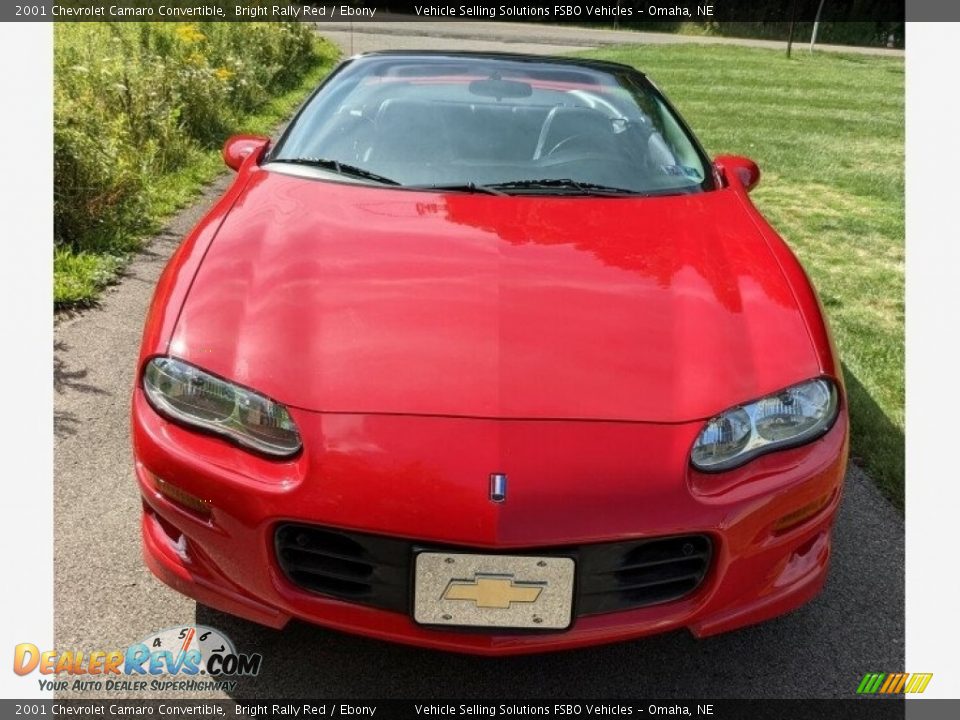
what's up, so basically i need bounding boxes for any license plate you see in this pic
[413,552,575,629]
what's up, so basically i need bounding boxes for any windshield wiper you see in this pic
[488,178,643,196]
[270,157,401,186]
[407,182,506,196]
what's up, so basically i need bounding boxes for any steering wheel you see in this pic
[348,115,377,160]
[545,134,598,158]
[538,151,617,166]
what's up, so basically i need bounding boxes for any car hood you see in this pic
[169,169,820,423]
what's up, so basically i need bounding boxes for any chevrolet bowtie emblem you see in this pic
[442,574,544,609]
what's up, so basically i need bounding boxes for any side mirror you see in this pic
[223,134,269,171]
[714,154,761,193]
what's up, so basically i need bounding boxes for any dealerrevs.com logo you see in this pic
[13,625,262,693]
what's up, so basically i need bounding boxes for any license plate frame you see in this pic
[413,552,575,630]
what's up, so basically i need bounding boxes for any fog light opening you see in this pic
[143,505,192,563]
[773,492,833,534]
[154,476,212,517]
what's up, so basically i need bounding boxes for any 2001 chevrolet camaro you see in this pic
[133,52,848,654]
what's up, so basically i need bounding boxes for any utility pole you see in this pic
[810,0,827,52]
[786,0,798,58]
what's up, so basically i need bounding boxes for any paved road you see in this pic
[316,20,590,55]
[314,18,904,57]
[53,27,903,700]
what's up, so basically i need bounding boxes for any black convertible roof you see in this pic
[349,50,646,76]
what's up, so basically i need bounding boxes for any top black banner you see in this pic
[6,1,914,24]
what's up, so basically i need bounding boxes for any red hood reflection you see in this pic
[169,170,819,422]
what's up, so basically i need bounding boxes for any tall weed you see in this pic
[54,22,321,296]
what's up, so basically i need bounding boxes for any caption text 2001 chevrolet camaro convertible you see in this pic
[132,52,848,655]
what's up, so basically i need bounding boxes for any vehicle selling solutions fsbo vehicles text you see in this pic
[412,5,713,19]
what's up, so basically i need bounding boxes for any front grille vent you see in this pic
[275,524,712,619]
[576,535,712,615]
[274,525,411,612]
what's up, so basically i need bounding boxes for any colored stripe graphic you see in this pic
[879,674,897,693]
[857,673,885,694]
[891,674,908,693]
[856,674,876,694]
[858,673,933,694]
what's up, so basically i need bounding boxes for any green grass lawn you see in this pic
[578,45,904,507]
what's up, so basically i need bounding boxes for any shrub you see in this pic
[54,22,324,303]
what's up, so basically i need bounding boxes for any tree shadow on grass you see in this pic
[841,362,904,511]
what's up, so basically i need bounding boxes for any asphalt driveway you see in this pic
[53,25,904,700]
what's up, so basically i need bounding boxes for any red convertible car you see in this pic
[133,52,848,654]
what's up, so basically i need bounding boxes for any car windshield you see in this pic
[269,54,714,196]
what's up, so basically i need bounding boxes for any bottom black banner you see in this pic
[3,699,939,720]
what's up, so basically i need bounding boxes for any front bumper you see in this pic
[132,388,848,655]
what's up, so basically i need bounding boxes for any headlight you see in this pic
[691,378,838,472]
[143,357,302,457]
